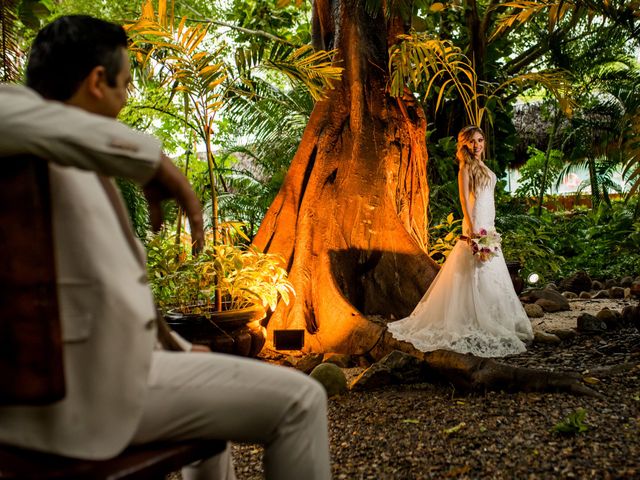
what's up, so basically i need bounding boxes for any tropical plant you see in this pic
[210,166,272,237]
[559,60,640,209]
[124,0,341,245]
[495,198,640,281]
[515,146,564,201]
[146,231,295,312]
[494,1,640,40]
[116,178,150,239]
[0,0,20,82]
[216,82,314,232]
[552,407,589,435]
[558,201,640,279]
[496,212,563,282]
[493,1,639,206]
[425,131,461,223]
[1,0,52,82]
[125,1,229,244]
[428,212,462,264]
[388,34,573,128]
[124,0,339,311]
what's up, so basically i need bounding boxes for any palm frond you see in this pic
[235,43,342,101]
[0,0,20,82]
[491,0,639,41]
[222,80,311,178]
[389,34,483,125]
[492,70,576,117]
[491,0,564,40]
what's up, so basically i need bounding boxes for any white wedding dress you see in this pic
[388,169,533,357]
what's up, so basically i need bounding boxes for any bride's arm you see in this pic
[458,164,474,234]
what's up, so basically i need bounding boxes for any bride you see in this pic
[388,125,533,357]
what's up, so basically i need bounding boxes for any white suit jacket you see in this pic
[0,85,161,459]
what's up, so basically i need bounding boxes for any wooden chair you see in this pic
[0,439,226,479]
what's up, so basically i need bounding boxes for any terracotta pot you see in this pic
[165,305,267,357]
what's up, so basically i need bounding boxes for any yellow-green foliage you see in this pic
[147,233,295,312]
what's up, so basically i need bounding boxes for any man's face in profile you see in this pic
[97,47,132,119]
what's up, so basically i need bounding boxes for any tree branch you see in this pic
[505,22,592,75]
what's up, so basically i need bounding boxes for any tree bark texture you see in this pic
[253,0,439,354]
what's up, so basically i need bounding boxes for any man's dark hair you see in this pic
[26,15,128,101]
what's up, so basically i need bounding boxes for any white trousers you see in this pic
[131,351,331,480]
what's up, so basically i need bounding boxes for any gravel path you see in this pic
[230,298,640,479]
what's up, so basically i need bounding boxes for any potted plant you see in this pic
[146,232,294,357]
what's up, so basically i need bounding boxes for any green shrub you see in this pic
[496,199,640,282]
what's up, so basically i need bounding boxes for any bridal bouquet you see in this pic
[461,228,501,262]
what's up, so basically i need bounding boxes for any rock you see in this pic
[350,350,428,391]
[609,286,625,299]
[635,276,640,283]
[576,313,607,333]
[534,331,561,344]
[294,353,324,374]
[524,303,544,318]
[535,298,568,313]
[559,271,593,294]
[519,294,534,303]
[579,291,592,299]
[323,353,352,368]
[625,288,631,299]
[593,290,611,299]
[547,328,578,340]
[562,291,578,299]
[605,278,617,289]
[529,288,570,311]
[591,280,604,290]
[309,363,348,397]
[620,276,634,287]
[545,282,559,291]
[621,305,640,329]
[596,308,622,329]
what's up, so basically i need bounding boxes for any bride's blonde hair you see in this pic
[456,125,491,192]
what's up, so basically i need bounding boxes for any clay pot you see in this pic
[165,305,267,357]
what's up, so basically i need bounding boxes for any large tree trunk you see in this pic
[253,0,438,354]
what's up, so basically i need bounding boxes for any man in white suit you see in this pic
[0,15,331,480]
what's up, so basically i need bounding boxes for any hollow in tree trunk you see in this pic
[253,0,439,354]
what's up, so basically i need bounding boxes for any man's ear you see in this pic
[84,65,108,100]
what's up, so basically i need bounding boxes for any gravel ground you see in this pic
[229,298,640,479]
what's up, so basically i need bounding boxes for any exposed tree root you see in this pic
[368,331,603,398]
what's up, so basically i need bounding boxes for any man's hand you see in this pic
[190,344,212,353]
[143,154,205,253]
